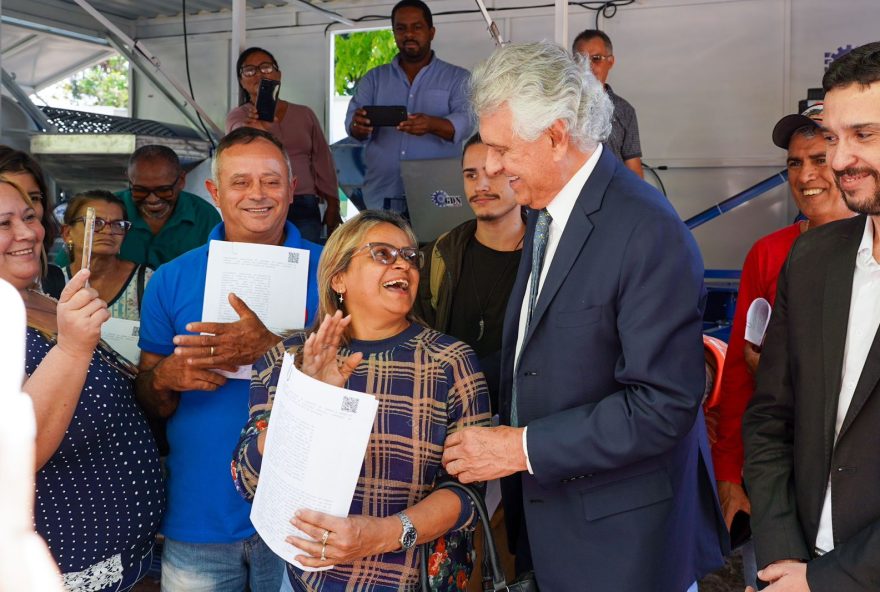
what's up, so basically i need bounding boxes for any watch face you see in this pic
[401,526,418,549]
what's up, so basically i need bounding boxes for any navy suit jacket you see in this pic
[500,148,727,591]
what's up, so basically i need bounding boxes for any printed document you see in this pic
[202,240,310,379]
[101,317,141,365]
[251,353,378,570]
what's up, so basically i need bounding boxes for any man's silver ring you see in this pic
[320,543,327,561]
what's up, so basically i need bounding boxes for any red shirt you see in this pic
[711,223,801,483]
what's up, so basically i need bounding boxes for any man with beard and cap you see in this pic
[743,41,880,591]
[119,145,220,269]
[709,105,854,589]
[345,0,473,214]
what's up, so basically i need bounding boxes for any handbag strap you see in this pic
[419,480,508,592]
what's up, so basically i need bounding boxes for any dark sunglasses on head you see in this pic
[240,62,279,78]
[72,216,132,235]
[356,242,424,269]
[129,177,180,200]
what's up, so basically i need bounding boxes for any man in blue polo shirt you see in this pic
[345,0,473,213]
[135,127,322,592]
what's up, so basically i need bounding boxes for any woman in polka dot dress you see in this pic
[0,176,164,591]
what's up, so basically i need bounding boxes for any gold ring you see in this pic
[321,529,330,544]
[211,346,215,357]
[320,543,327,561]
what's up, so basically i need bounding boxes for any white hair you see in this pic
[470,42,613,152]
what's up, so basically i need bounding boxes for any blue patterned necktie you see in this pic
[511,208,552,427]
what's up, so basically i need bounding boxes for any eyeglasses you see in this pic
[129,177,180,200]
[588,54,613,64]
[240,62,279,78]
[355,242,424,269]
[72,216,132,235]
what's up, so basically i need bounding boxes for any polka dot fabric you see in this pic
[26,328,165,590]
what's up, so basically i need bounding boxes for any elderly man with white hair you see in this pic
[442,42,727,591]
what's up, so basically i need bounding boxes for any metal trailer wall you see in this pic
[128,0,879,269]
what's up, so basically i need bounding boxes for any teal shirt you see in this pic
[57,190,222,269]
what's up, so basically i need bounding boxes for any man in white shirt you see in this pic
[743,41,880,592]
[441,42,726,591]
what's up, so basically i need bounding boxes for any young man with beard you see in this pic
[415,132,526,412]
[744,42,880,591]
[345,0,473,213]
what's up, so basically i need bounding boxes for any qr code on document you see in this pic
[288,252,300,264]
[341,396,359,413]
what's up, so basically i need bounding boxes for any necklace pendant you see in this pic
[477,317,485,341]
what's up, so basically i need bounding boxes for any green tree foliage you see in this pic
[63,55,129,108]
[334,30,398,96]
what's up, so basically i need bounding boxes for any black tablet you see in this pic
[364,105,408,127]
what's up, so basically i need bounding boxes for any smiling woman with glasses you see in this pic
[227,46,341,245]
[233,210,491,592]
[0,176,164,592]
[61,190,153,322]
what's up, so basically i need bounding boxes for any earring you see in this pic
[66,241,75,261]
[336,291,344,305]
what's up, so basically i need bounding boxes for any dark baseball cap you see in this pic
[772,104,824,149]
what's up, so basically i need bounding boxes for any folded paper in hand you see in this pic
[744,297,772,346]
[250,353,378,571]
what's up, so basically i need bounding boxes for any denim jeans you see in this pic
[160,533,285,592]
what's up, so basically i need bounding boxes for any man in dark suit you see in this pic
[743,41,880,592]
[442,42,726,591]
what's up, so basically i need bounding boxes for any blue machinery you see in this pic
[690,169,791,341]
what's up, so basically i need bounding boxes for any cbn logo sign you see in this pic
[431,190,464,208]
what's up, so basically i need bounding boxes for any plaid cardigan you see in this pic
[233,323,491,591]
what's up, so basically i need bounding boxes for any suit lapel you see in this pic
[821,217,862,451]
[838,218,880,439]
[839,326,880,439]
[522,149,615,346]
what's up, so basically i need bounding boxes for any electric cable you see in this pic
[642,162,668,197]
[181,0,216,148]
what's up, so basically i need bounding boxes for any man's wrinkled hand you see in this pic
[151,352,232,393]
[442,426,526,483]
[172,293,281,368]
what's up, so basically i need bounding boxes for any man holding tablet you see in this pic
[345,0,473,213]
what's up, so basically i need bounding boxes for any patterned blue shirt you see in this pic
[344,53,474,209]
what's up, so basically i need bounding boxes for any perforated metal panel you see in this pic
[40,106,204,138]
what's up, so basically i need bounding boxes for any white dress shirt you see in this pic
[815,216,880,552]
[517,144,604,474]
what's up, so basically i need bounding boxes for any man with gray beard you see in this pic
[744,41,880,591]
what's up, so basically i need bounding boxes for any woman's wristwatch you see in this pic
[396,511,418,551]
